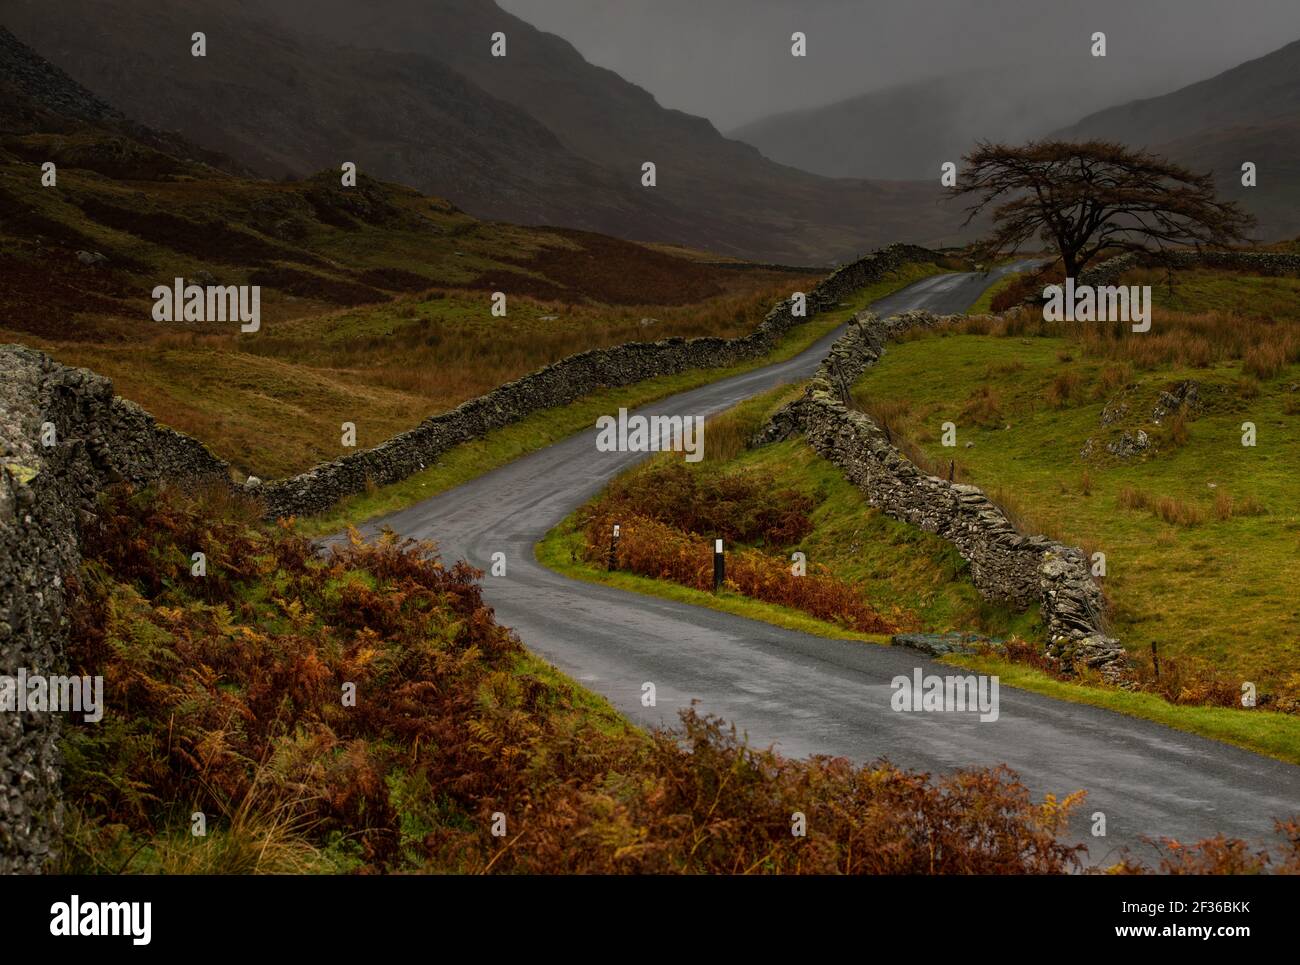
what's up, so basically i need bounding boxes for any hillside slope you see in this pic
[0,25,244,176]
[4,0,968,264]
[0,27,819,476]
[1,0,696,243]
[1056,39,1300,145]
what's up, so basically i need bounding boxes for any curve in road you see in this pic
[337,261,1300,861]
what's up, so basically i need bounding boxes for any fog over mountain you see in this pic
[3,0,974,264]
[500,0,1300,131]
[501,0,1300,239]
[7,0,1300,258]
[729,62,1183,181]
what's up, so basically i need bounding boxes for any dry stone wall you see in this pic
[256,244,941,519]
[0,345,228,873]
[754,311,1127,681]
[1079,249,1300,288]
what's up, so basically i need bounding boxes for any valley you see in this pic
[3,0,1300,891]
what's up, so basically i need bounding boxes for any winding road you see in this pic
[341,261,1300,861]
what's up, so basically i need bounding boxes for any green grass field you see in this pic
[535,373,1300,764]
[853,330,1299,691]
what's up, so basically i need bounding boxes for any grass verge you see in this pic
[535,516,892,645]
[945,652,1300,767]
[966,270,1027,314]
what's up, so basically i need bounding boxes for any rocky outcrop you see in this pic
[1106,430,1150,459]
[0,345,228,873]
[1085,378,1220,462]
[257,244,941,519]
[1152,380,1202,422]
[754,312,1126,680]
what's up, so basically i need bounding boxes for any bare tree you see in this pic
[951,140,1255,277]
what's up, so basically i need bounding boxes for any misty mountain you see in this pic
[1055,39,1300,144]
[265,0,970,262]
[4,0,970,265]
[1053,39,1300,239]
[727,63,1193,181]
[730,35,1300,242]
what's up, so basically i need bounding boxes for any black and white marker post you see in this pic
[608,523,620,571]
[713,537,724,591]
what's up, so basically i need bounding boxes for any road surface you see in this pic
[339,262,1300,862]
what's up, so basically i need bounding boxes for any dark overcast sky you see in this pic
[498,0,1300,129]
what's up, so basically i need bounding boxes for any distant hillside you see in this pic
[1053,38,1300,240]
[4,0,969,264]
[268,0,973,261]
[1055,39,1300,145]
[0,21,789,336]
[728,62,1196,181]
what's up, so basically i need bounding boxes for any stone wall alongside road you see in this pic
[753,310,1127,680]
[0,345,228,873]
[1078,249,1300,288]
[256,244,942,519]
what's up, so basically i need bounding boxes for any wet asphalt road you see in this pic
[338,261,1300,862]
